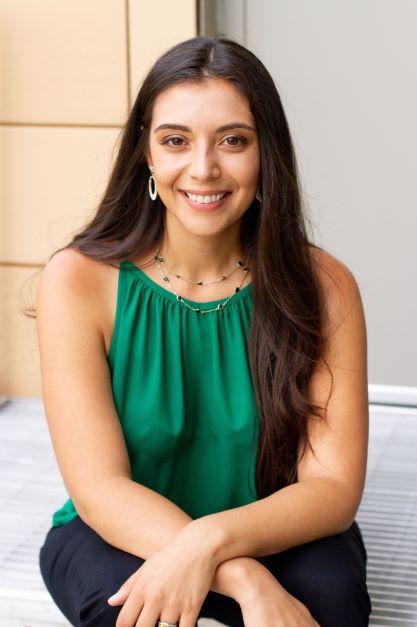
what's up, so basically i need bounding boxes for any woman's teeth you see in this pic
[185,192,227,204]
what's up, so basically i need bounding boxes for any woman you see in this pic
[36,36,372,626]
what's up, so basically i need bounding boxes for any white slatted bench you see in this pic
[0,396,416,626]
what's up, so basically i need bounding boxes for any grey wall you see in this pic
[217,0,417,387]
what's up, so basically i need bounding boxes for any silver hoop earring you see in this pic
[148,173,158,201]
[255,188,262,202]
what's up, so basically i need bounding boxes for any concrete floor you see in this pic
[0,397,416,626]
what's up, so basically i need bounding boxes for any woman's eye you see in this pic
[161,135,248,148]
[162,136,185,147]
[223,135,247,146]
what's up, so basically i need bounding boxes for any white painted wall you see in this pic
[220,0,417,387]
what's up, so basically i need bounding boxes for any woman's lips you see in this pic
[179,190,231,211]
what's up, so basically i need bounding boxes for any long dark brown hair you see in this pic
[26,35,333,500]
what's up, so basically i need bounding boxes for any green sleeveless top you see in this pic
[51,259,260,527]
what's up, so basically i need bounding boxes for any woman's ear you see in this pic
[143,145,152,171]
[140,125,151,166]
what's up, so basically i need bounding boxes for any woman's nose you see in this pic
[187,146,220,180]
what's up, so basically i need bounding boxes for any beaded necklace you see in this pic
[153,246,252,314]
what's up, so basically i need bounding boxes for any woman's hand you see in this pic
[107,521,224,627]
[236,559,321,627]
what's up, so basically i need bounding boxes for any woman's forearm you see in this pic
[79,474,252,601]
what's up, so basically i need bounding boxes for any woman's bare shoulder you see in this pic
[37,248,118,342]
[43,247,111,276]
[40,247,119,294]
[308,244,364,337]
[308,244,356,292]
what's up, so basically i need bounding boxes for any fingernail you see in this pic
[107,592,120,602]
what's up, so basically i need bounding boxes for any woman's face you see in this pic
[145,77,260,237]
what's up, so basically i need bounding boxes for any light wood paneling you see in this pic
[0,266,40,396]
[129,0,197,102]
[0,0,127,125]
[0,126,121,263]
[0,2,197,401]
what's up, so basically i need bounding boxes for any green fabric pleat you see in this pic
[52,260,260,527]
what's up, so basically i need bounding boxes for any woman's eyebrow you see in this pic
[154,122,256,134]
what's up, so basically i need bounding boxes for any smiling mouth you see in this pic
[180,190,231,203]
[178,190,232,211]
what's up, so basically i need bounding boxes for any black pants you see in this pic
[38,515,372,626]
